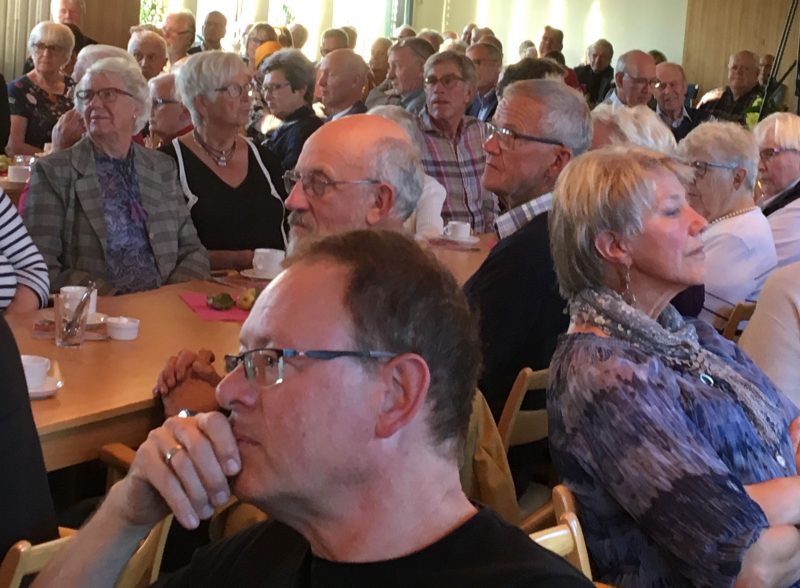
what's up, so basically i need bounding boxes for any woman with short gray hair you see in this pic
[547,144,800,588]
[161,52,287,270]
[679,121,777,328]
[259,49,322,171]
[24,57,209,294]
[8,22,75,154]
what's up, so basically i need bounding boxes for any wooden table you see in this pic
[430,233,495,286]
[0,177,26,208]
[7,281,241,472]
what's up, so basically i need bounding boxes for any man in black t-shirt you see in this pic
[31,231,592,588]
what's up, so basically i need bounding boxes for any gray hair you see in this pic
[614,49,646,76]
[73,44,137,84]
[550,145,694,297]
[503,80,592,156]
[28,21,75,58]
[592,38,613,58]
[167,11,196,37]
[390,37,436,63]
[368,105,426,157]
[729,50,758,68]
[148,72,179,101]
[424,50,477,87]
[679,121,759,190]
[591,104,677,155]
[175,52,250,127]
[754,112,800,152]
[128,29,168,56]
[366,136,423,222]
[259,48,317,104]
[59,0,86,15]
[75,57,151,134]
[440,39,468,55]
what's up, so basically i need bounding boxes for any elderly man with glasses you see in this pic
[603,49,657,108]
[162,12,196,71]
[464,80,592,490]
[418,51,498,232]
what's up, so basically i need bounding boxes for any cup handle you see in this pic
[45,359,51,372]
[443,224,452,236]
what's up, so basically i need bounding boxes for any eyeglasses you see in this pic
[424,74,465,89]
[162,28,192,36]
[760,147,799,161]
[215,81,255,98]
[470,59,499,68]
[262,82,292,94]
[224,348,398,389]
[623,73,659,88]
[689,160,738,179]
[283,170,381,198]
[76,87,134,103]
[152,97,179,109]
[485,123,564,151]
[32,43,65,54]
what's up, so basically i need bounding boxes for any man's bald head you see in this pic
[286,115,423,250]
[614,49,657,107]
[654,62,688,120]
[318,49,369,116]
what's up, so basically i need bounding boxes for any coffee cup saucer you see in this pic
[440,234,479,245]
[29,377,63,400]
[240,269,276,280]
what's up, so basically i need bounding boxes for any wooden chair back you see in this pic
[722,301,756,341]
[530,510,593,579]
[113,515,173,588]
[497,367,549,453]
[0,531,72,588]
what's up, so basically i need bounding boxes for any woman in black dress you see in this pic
[160,52,287,271]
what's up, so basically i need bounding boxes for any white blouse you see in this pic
[700,208,777,329]
[767,197,800,268]
[404,174,446,238]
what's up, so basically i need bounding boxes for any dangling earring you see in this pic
[623,266,637,307]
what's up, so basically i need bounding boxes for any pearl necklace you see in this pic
[709,206,759,226]
[193,130,236,167]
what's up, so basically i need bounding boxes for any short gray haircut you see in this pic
[368,105,426,157]
[424,50,477,87]
[679,121,759,190]
[175,52,250,127]
[75,57,151,134]
[592,38,613,58]
[729,50,758,68]
[550,145,693,297]
[73,44,137,84]
[29,21,75,58]
[128,29,168,56]
[259,48,317,104]
[390,37,436,63]
[503,80,592,156]
[754,112,800,152]
[168,11,196,36]
[148,72,179,102]
[366,137,423,222]
[591,104,677,155]
[59,0,86,15]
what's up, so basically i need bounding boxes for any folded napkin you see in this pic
[180,293,249,322]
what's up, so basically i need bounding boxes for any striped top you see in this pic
[0,190,49,310]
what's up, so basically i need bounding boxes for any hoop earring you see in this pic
[623,266,637,307]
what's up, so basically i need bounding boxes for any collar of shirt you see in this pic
[478,87,496,107]
[495,192,552,239]
[760,175,800,210]
[609,90,625,107]
[330,104,356,121]
[656,104,690,128]
[400,86,424,108]
[420,108,470,138]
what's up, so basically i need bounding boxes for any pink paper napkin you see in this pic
[180,293,250,322]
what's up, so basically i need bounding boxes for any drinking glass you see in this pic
[54,293,88,347]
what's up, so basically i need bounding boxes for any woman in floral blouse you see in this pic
[7,22,74,155]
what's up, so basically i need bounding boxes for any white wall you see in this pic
[415,0,688,67]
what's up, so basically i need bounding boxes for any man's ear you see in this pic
[374,353,431,439]
[594,229,631,267]
[614,71,624,91]
[365,184,396,226]
[548,147,573,179]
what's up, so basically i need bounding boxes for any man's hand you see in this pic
[154,349,223,417]
[50,110,85,153]
[110,412,241,530]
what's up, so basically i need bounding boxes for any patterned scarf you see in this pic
[569,287,784,449]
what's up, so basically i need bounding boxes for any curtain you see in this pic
[0,0,50,81]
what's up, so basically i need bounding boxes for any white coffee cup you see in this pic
[60,286,96,315]
[7,165,29,183]
[443,221,471,241]
[252,248,285,279]
[21,355,50,390]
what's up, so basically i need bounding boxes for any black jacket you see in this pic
[763,179,800,218]
[575,64,614,106]
[264,106,323,172]
[668,106,711,142]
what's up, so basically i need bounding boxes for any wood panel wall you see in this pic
[683,0,799,109]
[81,0,140,48]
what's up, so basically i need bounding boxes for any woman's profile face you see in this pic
[626,171,708,292]
[202,71,252,128]
[685,161,731,221]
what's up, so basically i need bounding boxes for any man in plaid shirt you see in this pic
[418,51,498,233]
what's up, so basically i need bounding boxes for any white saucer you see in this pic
[240,269,276,280]
[29,376,63,400]
[440,235,479,245]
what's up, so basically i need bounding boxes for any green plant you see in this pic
[140,0,167,25]
[281,3,294,25]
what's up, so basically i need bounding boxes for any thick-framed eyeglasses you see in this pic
[424,74,465,89]
[215,81,255,98]
[224,348,398,388]
[262,82,292,94]
[76,87,134,103]
[152,97,180,109]
[690,160,738,179]
[760,147,799,161]
[32,42,65,54]
[162,27,192,36]
[485,123,564,151]
[623,73,659,88]
[283,170,381,198]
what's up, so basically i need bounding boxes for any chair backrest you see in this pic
[113,515,173,588]
[684,83,698,108]
[553,484,579,521]
[722,301,757,341]
[497,367,549,453]
[530,511,593,579]
[0,534,73,588]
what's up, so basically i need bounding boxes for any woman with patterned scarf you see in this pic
[547,145,800,588]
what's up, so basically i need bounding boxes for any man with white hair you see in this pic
[417,29,444,52]
[128,27,168,81]
[575,39,614,107]
[54,0,97,44]
[188,11,227,54]
[317,49,369,120]
[162,12,195,70]
[654,62,709,141]
[604,49,657,108]
[755,113,800,267]
[147,73,193,148]
[465,42,502,122]
[698,51,762,125]
[366,38,435,114]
